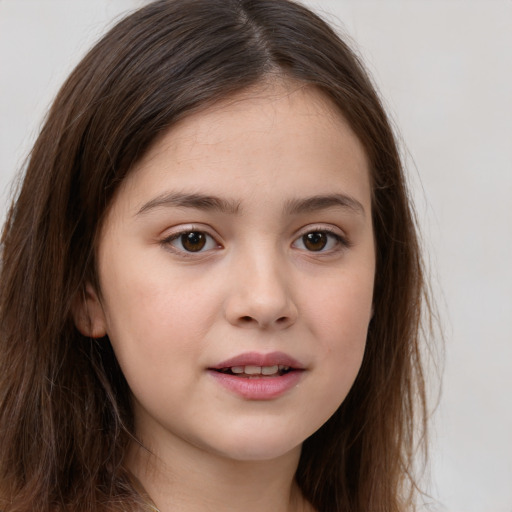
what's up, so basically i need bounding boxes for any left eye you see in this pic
[292,230,344,252]
[165,231,218,253]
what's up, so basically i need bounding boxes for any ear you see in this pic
[71,283,107,338]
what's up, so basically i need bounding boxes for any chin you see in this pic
[203,431,304,463]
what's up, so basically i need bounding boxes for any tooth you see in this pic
[261,365,279,375]
[231,366,244,374]
[278,365,290,372]
[244,365,262,375]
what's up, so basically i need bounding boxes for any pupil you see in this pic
[182,232,206,252]
[304,232,327,251]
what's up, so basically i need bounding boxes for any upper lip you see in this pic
[210,351,305,370]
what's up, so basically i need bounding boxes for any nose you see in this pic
[224,251,298,330]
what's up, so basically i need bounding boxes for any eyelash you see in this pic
[161,226,350,256]
[292,227,350,253]
[161,228,220,256]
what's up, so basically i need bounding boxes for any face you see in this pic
[78,82,375,463]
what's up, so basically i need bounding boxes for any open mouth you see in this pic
[213,365,293,378]
[208,353,304,398]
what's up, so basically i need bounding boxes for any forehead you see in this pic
[110,80,371,218]
[152,80,362,157]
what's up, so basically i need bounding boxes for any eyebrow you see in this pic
[137,192,241,216]
[284,193,366,217]
[136,192,365,217]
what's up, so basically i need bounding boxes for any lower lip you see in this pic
[208,370,304,400]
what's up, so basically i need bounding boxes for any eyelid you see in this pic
[160,224,223,255]
[292,224,351,252]
[295,223,348,240]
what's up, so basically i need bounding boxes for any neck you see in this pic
[127,438,313,512]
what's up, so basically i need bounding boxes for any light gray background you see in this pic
[1,1,511,511]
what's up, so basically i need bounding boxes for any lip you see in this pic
[210,351,304,370]
[208,351,305,400]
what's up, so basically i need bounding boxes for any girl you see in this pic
[0,1,431,511]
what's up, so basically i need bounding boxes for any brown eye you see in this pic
[292,229,346,253]
[302,232,328,251]
[165,229,219,255]
[181,232,207,252]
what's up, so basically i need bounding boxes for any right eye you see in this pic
[164,230,219,253]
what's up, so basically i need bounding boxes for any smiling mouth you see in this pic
[214,365,293,377]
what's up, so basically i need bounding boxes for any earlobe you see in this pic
[71,283,107,338]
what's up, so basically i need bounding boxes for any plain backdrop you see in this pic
[1,1,511,511]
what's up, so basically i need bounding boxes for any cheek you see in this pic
[100,266,222,376]
[101,281,202,416]
[305,271,373,387]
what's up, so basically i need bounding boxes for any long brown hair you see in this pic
[0,0,431,510]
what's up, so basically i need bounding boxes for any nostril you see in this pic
[239,315,289,326]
